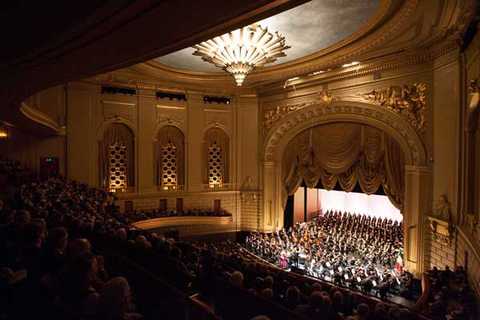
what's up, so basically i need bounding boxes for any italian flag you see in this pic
[396,252,403,272]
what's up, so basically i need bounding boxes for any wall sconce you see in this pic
[0,127,8,139]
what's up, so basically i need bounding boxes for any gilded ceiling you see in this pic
[155,0,381,72]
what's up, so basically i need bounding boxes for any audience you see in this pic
[0,176,477,320]
[424,265,476,320]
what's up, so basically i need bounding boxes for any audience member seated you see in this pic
[424,265,476,320]
[93,276,142,320]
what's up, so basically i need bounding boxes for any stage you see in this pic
[289,187,402,226]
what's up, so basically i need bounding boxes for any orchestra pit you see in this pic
[1,1,479,319]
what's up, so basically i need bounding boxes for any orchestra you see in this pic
[245,210,414,299]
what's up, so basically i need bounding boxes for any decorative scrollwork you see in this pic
[263,90,336,131]
[358,83,427,132]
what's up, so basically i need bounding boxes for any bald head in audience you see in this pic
[68,238,91,258]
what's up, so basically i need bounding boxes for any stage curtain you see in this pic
[203,128,230,184]
[154,126,185,186]
[99,123,134,188]
[383,135,405,211]
[282,123,405,212]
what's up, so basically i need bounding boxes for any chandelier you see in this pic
[192,24,290,86]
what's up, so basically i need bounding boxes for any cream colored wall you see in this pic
[64,81,261,234]
[432,51,461,220]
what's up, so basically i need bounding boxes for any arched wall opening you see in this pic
[154,125,186,189]
[99,122,136,191]
[261,101,428,275]
[203,127,230,186]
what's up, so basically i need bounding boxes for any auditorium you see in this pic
[0,0,479,319]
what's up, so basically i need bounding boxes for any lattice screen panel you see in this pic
[109,143,127,188]
[161,143,177,186]
[208,143,222,185]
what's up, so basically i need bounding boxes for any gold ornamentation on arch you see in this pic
[263,90,336,131]
[358,83,427,132]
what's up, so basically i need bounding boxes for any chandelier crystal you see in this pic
[192,24,290,86]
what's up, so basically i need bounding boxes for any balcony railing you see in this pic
[156,185,185,192]
[107,187,135,194]
[202,183,235,191]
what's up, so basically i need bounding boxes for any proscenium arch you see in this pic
[261,100,428,275]
[263,100,427,167]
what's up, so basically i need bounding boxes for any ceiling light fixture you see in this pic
[192,24,290,86]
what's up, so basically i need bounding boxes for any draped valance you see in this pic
[99,123,135,188]
[282,123,405,211]
[154,125,185,186]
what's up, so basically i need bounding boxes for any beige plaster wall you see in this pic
[64,81,261,235]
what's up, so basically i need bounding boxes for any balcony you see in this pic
[107,187,135,194]
[202,183,235,191]
[157,185,185,192]
[132,215,233,230]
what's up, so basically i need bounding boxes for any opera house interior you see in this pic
[1,0,480,319]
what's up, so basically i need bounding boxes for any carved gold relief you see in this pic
[240,176,257,205]
[427,216,453,246]
[427,195,454,246]
[358,83,426,132]
[264,90,336,130]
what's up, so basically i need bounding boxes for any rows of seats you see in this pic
[2,177,472,320]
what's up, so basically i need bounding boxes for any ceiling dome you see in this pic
[155,0,381,72]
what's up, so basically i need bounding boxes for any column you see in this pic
[262,161,280,232]
[404,165,429,277]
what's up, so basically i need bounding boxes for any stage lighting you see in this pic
[101,86,136,95]
[156,91,187,101]
[203,96,231,104]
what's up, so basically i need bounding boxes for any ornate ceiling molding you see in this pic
[263,100,427,166]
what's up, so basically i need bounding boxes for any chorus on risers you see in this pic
[245,210,416,300]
